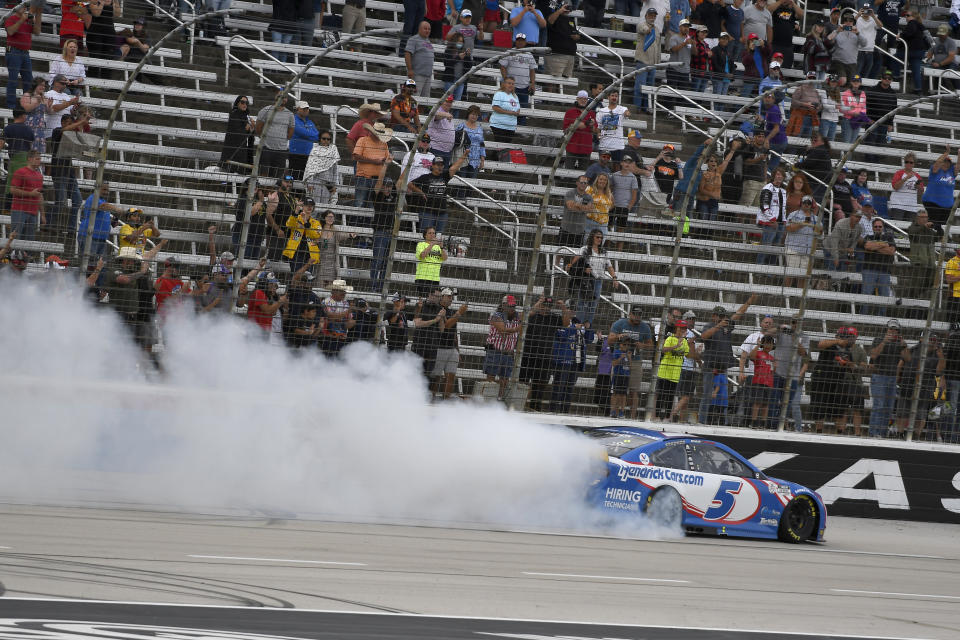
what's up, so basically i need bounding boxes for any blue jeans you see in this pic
[633,65,657,111]
[550,363,577,413]
[420,211,448,234]
[946,378,960,442]
[698,367,722,424]
[353,175,376,209]
[713,77,730,95]
[773,374,804,431]
[297,17,314,49]
[869,374,898,436]
[6,47,33,109]
[53,173,82,236]
[77,235,108,259]
[757,222,784,265]
[840,118,861,143]
[691,75,709,93]
[515,86,530,125]
[370,229,392,292]
[908,49,925,92]
[697,199,718,221]
[861,268,891,315]
[767,141,787,173]
[271,31,294,62]
[857,50,875,78]
[442,80,466,103]
[11,210,37,242]
[403,0,425,35]
[740,80,757,98]
[576,277,603,327]
[820,120,838,141]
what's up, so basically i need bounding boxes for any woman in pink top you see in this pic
[839,75,867,143]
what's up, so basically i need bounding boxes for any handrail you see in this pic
[936,68,960,115]
[547,246,630,319]
[576,29,623,100]
[450,174,520,269]
[651,85,722,135]
[222,34,298,92]
[874,21,908,92]
[575,51,617,83]
[142,0,195,64]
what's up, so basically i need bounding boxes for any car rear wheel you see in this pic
[778,495,818,543]
[645,486,683,530]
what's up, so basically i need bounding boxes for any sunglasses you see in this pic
[320,136,332,141]
[239,100,248,104]
[904,160,914,164]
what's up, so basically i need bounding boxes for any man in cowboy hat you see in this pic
[321,279,356,357]
[346,102,384,157]
[105,241,167,363]
[352,122,393,209]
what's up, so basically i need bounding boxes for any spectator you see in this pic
[634,8,662,115]
[304,129,340,206]
[567,228,616,327]
[854,7,881,78]
[342,0,367,34]
[320,280,356,358]
[509,0,546,44]
[942,324,960,440]
[906,209,940,300]
[696,295,756,424]
[693,0,723,41]
[757,166,787,265]
[546,1,578,78]
[550,303,590,414]
[519,297,564,411]
[48,40,85,97]
[317,210,355,287]
[760,92,787,172]
[242,269,288,342]
[584,173,613,240]
[447,8,479,60]
[403,0,426,36]
[483,0,501,33]
[741,33,772,97]
[786,74,822,137]
[293,0,315,48]
[850,168,872,208]
[75,182,118,259]
[667,0,691,35]
[20,79,49,154]
[426,98,456,165]
[405,21,436,97]
[711,31,734,97]
[50,113,86,241]
[857,197,878,237]
[861,70,895,160]
[489,76,521,143]
[802,20,831,79]
[229,181,273,261]
[415,227,447,298]
[784,172,812,212]
[439,32,470,104]
[5,4,34,109]
[153,256,192,319]
[901,11,929,94]
[348,299,378,345]
[772,318,809,432]
[117,208,159,254]
[926,25,959,91]
[562,92,597,171]
[9,149,45,243]
[608,306,654,419]
[501,34,537,121]
[369,173,398,292]
[585,150,613,183]
[352,122,392,209]
[945,251,960,323]
[484,294,523,398]
[809,327,858,434]
[655,320,691,420]
[922,146,959,229]
[269,0,297,62]
[220,95,254,172]
[735,313,776,427]
[287,101,319,181]
[278,198,321,277]
[690,26,713,94]
[827,13,866,86]
[345,102,384,158]
[621,130,652,172]
[895,332,945,440]
[861,217,897,315]
[2,116,34,224]
[818,81,841,141]
[408,152,468,233]
[44,75,81,143]
[60,1,89,51]
[873,0,903,75]
[104,245,166,365]
[724,0,745,65]
[609,335,633,419]
[666,19,694,98]
[823,208,863,272]
[742,0,772,46]
[696,150,734,222]
[425,0,446,40]
[592,334,614,415]
[888,152,923,222]
[736,127,767,206]
[120,18,155,68]
[653,144,682,204]
[869,321,910,436]
[745,334,776,429]
[839,74,867,143]
[796,132,831,201]
[558,175,593,263]
[390,80,421,133]
[609,158,638,239]
[783,196,822,288]
[427,287,465,398]
[383,293,411,352]
[451,106,485,183]
[759,60,785,103]
[289,301,323,350]
[256,90,295,179]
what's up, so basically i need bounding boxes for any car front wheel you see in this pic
[778,495,818,543]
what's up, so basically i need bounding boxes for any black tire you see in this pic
[645,486,683,530]
[778,495,818,543]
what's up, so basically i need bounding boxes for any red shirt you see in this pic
[60,0,86,38]
[347,120,369,146]
[247,288,273,331]
[11,166,43,215]
[426,0,446,20]
[752,350,775,388]
[4,13,32,51]
[563,107,597,156]
[154,276,191,315]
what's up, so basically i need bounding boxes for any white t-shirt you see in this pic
[578,245,612,279]
[43,89,74,138]
[889,169,921,212]
[856,17,877,52]
[738,330,764,377]
[402,150,436,182]
[596,104,628,152]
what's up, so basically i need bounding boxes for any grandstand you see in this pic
[2,0,959,442]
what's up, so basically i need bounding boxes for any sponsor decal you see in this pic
[637,452,650,465]
[615,464,705,486]
[759,518,778,526]
[605,487,644,502]
[602,500,639,511]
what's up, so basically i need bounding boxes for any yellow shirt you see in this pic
[586,186,612,226]
[947,255,960,299]
[657,335,689,383]
[415,240,444,281]
[118,223,153,252]
[282,215,322,261]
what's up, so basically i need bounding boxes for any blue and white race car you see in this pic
[583,426,826,543]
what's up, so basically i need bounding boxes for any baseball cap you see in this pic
[461,8,472,17]
[938,24,949,35]
[772,52,784,60]
[769,61,781,69]
[296,100,310,109]
[599,150,612,156]
[445,95,454,102]
[840,165,850,173]
[629,129,642,139]
[682,310,696,320]
[404,79,417,87]
[712,305,728,316]
[675,320,688,329]
[629,305,643,315]
[576,89,589,99]
[801,195,814,204]
[887,319,901,329]
[747,33,760,40]
[861,197,874,208]
[219,250,235,262]
[663,143,675,151]
[390,292,408,302]
[851,74,862,82]
[679,18,690,26]
[440,287,454,296]
[882,69,894,77]
[421,133,432,142]
[45,255,69,268]
[503,294,518,306]
[514,32,527,40]
[302,197,316,207]
[806,70,817,78]
[697,25,708,32]
[134,16,146,25]
[646,7,657,14]
[720,31,731,38]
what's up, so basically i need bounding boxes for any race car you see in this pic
[582,426,826,543]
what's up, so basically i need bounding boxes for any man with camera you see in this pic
[509,0,546,46]
[546,1,579,78]
[433,287,468,400]
[608,306,654,419]
[696,294,757,424]
[827,12,867,86]
[519,295,564,411]
[867,321,911,437]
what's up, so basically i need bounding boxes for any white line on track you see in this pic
[187,554,366,566]
[815,549,944,559]
[522,571,689,584]
[0,546,11,549]
[832,588,960,600]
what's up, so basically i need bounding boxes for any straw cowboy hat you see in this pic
[330,279,353,292]
[357,102,384,117]
[363,122,394,143]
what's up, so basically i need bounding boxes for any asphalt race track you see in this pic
[0,504,958,640]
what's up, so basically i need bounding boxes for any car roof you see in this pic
[590,425,690,442]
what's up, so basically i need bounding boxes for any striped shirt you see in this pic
[486,310,520,352]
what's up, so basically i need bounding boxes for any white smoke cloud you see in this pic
[0,274,678,539]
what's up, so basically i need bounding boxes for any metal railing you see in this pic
[450,175,521,270]
[221,34,298,90]
[143,0,195,63]
[651,85,723,136]
[576,29,623,100]
[547,246,631,319]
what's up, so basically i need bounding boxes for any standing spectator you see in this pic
[87,0,119,73]
[869,321,910,437]
[50,113,85,240]
[425,0,445,41]
[403,0,426,36]
[454,105,485,180]
[758,60,784,103]
[562,91,598,171]
[819,82,841,141]
[906,209,940,300]
[888,153,923,222]
[783,196,822,288]
[609,335,633,419]
[855,7,881,78]
[839,74,867,143]
[861,217,897,315]
[666,19,694,99]
[922,146,959,229]
[696,295,757,424]
[827,13,866,86]
[723,0,745,67]
[585,151,613,183]
[118,208,159,253]
[9,150,45,243]
[653,144,682,204]
[415,227,447,298]
[447,8,479,65]
[509,0,546,44]
[634,8,662,115]
[550,303,590,414]
[243,270,288,341]
[294,0,316,48]
[426,97,457,165]
[501,34,537,122]
[901,11,929,95]
[288,101,318,180]
[432,288,467,400]
[77,182,123,259]
[769,0,800,68]
[44,75,80,141]
[802,20,831,79]
[690,26,713,94]
[230,180,271,260]
[153,256,191,319]
[895,333,944,440]
[736,314,776,427]
[220,95,255,171]
[20,79,49,154]
[797,132,832,200]
[352,122,392,209]
[696,150,734,222]
[348,299,378,345]
[873,0,903,77]
[408,152,469,233]
[383,293,410,352]
[667,0,691,36]
[609,159,639,239]
[863,70,897,160]
[559,175,593,262]
[942,324,960,441]
[484,295,523,398]
[693,0,724,41]
[741,33,772,97]
[269,0,297,62]
[289,301,323,349]
[809,327,858,434]
[742,0,772,46]
[655,320,691,420]
[786,75,822,137]
[320,280,357,358]
[5,4,34,109]
[281,198,322,276]
[546,1,578,78]
[48,40,85,96]
[369,173,398,292]
[440,32,470,104]
[567,228,616,327]
[737,127,768,206]
[104,245,166,365]
[405,21,436,97]
[390,80,421,133]
[822,209,863,272]
[345,102,384,158]
[926,25,959,91]
[60,1,89,51]
[746,334,776,429]
[784,172,812,214]
[760,91,787,172]
[489,77,521,143]
[711,32,735,97]
[946,252,960,323]
[584,173,613,239]
[304,128,340,206]
[757,166,787,265]
[342,0,367,34]
[255,90,295,179]
[608,306,654,419]
[316,210,355,287]
[772,318,809,432]
[519,297,564,411]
